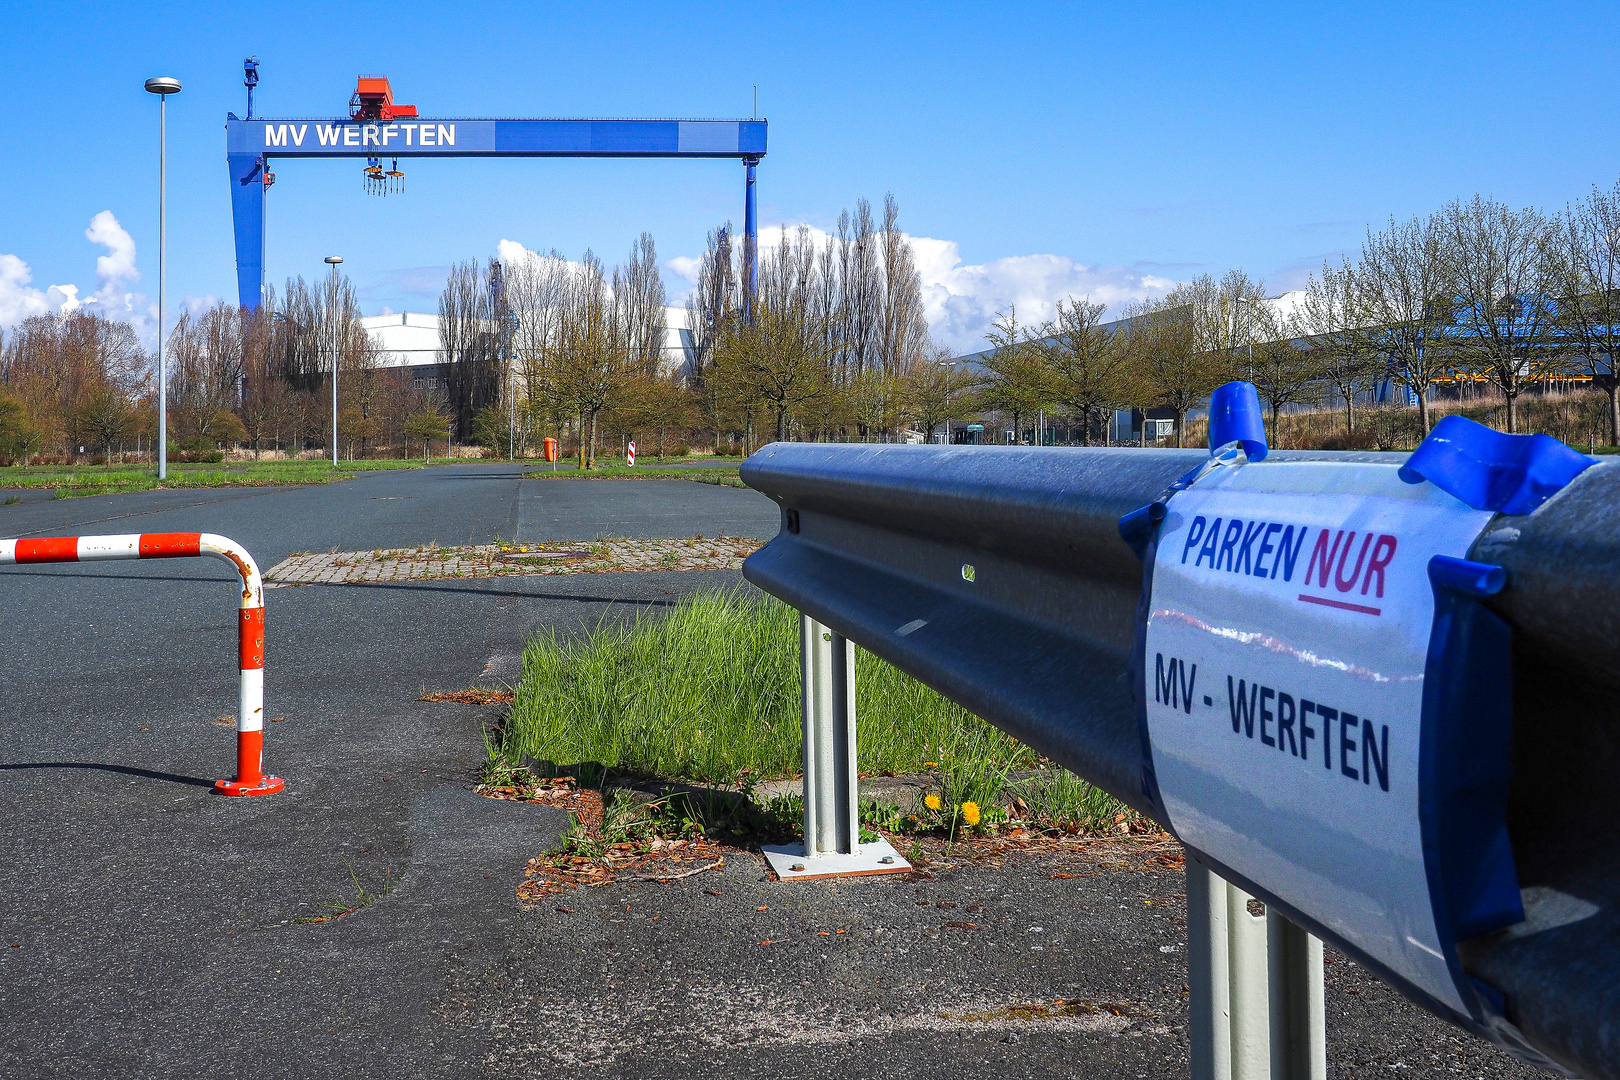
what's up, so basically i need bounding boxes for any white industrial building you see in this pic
[359,307,699,391]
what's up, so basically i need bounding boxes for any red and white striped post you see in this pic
[0,531,283,796]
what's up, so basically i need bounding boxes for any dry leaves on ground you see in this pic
[477,777,729,906]
[419,689,515,705]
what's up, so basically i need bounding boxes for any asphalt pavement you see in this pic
[0,465,1555,1078]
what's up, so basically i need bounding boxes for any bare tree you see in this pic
[1037,298,1137,444]
[438,260,504,440]
[974,308,1051,444]
[503,247,571,451]
[1126,286,1233,446]
[619,233,668,375]
[879,194,929,376]
[686,224,737,376]
[708,226,834,443]
[1551,178,1620,444]
[1356,213,1456,433]
[167,306,245,451]
[1297,263,1381,434]
[1246,302,1324,440]
[553,252,628,468]
[842,200,882,377]
[1441,196,1561,433]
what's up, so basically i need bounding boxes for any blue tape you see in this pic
[1207,381,1269,461]
[1399,414,1595,515]
[1419,553,1522,1026]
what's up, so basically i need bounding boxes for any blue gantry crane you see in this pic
[225,61,766,313]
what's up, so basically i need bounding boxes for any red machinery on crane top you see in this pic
[349,76,417,121]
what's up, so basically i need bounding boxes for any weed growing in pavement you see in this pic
[294,863,396,923]
[551,813,608,860]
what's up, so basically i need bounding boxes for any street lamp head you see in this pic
[144,77,182,96]
[324,256,344,265]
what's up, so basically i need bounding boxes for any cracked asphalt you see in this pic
[0,464,1556,1078]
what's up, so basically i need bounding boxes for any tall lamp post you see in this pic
[144,76,181,480]
[324,256,343,465]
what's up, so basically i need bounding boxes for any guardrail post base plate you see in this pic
[763,837,909,881]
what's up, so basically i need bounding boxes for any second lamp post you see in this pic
[324,255,343,465]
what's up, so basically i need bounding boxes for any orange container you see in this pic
[542,437,558,463]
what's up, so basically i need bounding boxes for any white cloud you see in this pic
[665,222,1178,354]
[0,254,82,327]
[182,294,221,317]
[495,239,533,268]
[666,254,702,285]
[912,238,1176,353]
[0,211,154,346]
[82,212,154,340]
[86,211,138,298]
[497,239,592,278]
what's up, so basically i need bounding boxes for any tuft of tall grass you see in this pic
[505,587,1036,784]
[1014,768,1145,835]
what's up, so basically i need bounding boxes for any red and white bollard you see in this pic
[627,440,636,467]
[0,531,284,796]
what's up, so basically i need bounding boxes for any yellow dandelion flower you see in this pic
[923,761,938,768]
[960,801,982,827]
[923,792,943,812]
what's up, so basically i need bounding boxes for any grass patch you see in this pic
[527,464,746,488]
[502,587,1150,838]
[0,459,425,498]
[507,587,1019,781]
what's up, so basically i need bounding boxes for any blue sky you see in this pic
[1,1,1617,351]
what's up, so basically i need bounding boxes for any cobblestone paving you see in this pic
[263,536,762,587]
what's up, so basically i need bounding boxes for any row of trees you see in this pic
[690,195,939,446]
[0,310,147,462]
[13,178,1619,466]
[481,233,685,466]
[473,195,942,464]
[0,277,450,464]
[965,177,1620,449]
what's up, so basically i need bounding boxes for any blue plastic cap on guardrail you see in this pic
[1207,381,1268,461]
[1399,414,1596,515]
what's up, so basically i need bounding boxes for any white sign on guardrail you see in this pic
[1144,458,1499,1016]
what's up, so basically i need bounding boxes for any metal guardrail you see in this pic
[740,442,1620,1079]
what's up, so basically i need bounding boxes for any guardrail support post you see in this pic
[761,614,910,880]
[1268,909,1326,1079]
[802,613,858,856]
[1188,854,1325,1080]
